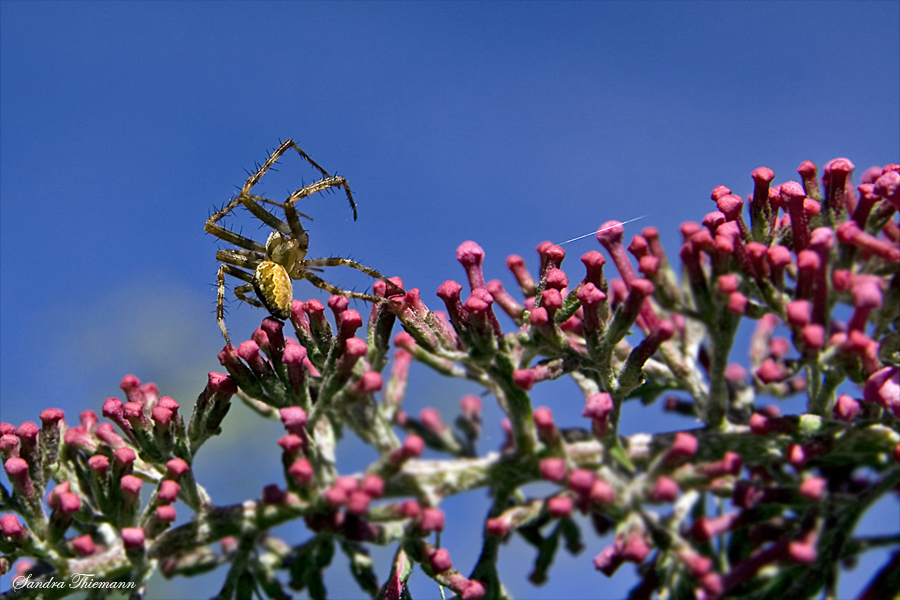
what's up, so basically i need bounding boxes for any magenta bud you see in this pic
[279,406,308,435]
[533,406,555,435]
[547,496,573,518]
[461,580,486,600]
[346,491,371,515]
[72,534,96,556]
[539,458,567,483]
[288,459,314,485]
[486,517,511,537]
[619,532,651,563]
[166,458,190,480]
[113,447,136,467]
[399,499,421,519]
[419,408,447,433]
[1,514,25,539]
[788,539,817,565]
[799,477,826,501]
[324,486,348,507]
[58,492,81,514]
[121,527,145,550]
[567,469,596,496]
[361,474,384,498]
[583,392,613,421]
[88,454,109,476]
[430,548,453,573]
[833,394,860,422]
[419,507,445,533]
[648,476,679,502]
[667,432,698,460]
[158,480,180,503]
[120,475,143,497]
[512,369,538,391]
[156,504,177,522]
[593,546,622,576]
[456,241,486,291]
[590,479,615,504]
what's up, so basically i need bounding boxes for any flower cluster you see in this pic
[2,158,899,599]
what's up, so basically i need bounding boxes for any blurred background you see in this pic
[1,2,898,598]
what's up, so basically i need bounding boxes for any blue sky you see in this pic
[1,2,898,598]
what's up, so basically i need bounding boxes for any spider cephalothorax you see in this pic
[206,139,400,345]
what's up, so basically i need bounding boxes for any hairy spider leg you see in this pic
[302,257,404,297]
[216,263,261,346]
[244,139,358,220]
[299,270,388,304]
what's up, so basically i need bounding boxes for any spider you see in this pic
[206,139,401,346]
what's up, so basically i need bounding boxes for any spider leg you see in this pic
[216,264,259,345]
[300,271,387,304]
[303,257,404,296]
[217,249,264,270]
[207,224,267,253]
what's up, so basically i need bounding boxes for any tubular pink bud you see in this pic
[583,393,613,421]
[506,254,537,296]
[596,221,638,285]
[158,480,180,503]
[567,469,595,496]
[457,241,486,291]
[547,496,573,518]
[833,394,860,422]
[667,432,698,460]
[347,491,371,515]
[430,548,453,573]
[121,527,145,550]
[72,534,96,556]
[279,407,308,435]
[165,458,190,480]
[593,546,623,576]
[539,458,567,483]
[648,476,679,502]
[419,408,447,433]
[288,459,314,485]
[590,479,615,504]
[156,504,177,522]
[799,477,826,501]
[419,508,445,533]
[120,474,143,497]
[618,532,651,563]
[361,474,384,498]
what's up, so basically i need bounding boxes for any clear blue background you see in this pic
[1,2,898,598]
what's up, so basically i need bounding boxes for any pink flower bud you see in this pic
[648,476,679,502]
[156,504,177,522]
[347,491,371,515]
[72,534,96,556]
[589,479,615,504]
[419,508,445,533]
[361,474,385,498]
[121,527,145,550]
[166,458,190,480]
[539,458,567,483]
[799,477,826,501]
[667,432,698,460]
[430,548,453,573]
[288,459,314,485]
[324,486,348,507]
[158,480,180,504]
[547,496,573,518]
[279,406,308,435]
[593,546,622,576]
[567,469,596,496]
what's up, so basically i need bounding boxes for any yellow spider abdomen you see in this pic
[253,261,293,320]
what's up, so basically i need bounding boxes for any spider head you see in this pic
[265,231,308,270]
